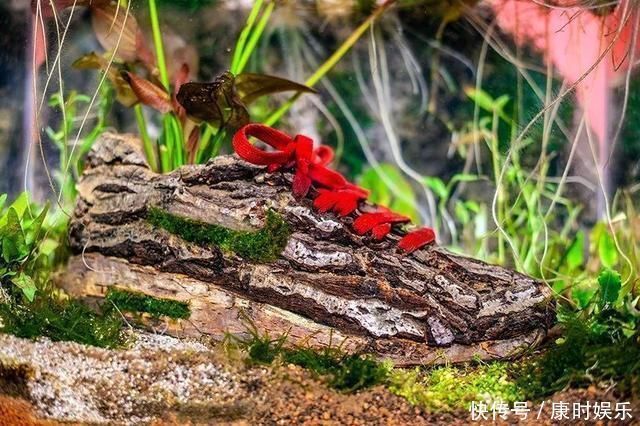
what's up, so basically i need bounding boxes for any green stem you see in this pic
[264,0,395,126]
[236,1,274,74]
[231,0,265,75]
[200,128,226,162]
[148,0,169,89]
[197,124,215,163]
[134,105,158,172]
[490,110,505,265]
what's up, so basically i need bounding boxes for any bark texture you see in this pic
[62,132,555,365]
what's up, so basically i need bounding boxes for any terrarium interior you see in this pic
[0,0,639,423]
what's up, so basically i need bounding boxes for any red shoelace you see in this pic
[232,123,436,254]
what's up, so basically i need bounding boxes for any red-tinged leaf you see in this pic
[334,196,360,216]
[173,63,190,94]
[73,53,138,106]
[91,1,138,62]
[136,30,156,71]
[186,124,200,164]
[235,73,317,105]
[398,228,436,254]
[172,63,190,121]
[34,14,47,70]
[122,71,172,113]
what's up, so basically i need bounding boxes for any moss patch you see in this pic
[147,208,290,262]
[515,316,640,400]
[387,363,524,412]
[229,325,390,392]
[281,347,389,392]
[106,288,191,320]
[0,289,124,348]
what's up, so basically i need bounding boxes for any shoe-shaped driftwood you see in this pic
[62,133,554,366]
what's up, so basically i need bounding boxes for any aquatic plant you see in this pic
[518,267,640,398]
[0,194,49,301]
[490,0,640,204]
[46,88,112,206]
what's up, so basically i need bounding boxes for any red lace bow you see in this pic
[232,123,436,254]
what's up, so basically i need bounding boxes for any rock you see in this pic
[0,332,248,424]
[60,132,555,365]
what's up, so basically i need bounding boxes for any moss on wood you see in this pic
[106,288,191,320]
[147,207,290,262]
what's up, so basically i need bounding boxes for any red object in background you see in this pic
[489,0,640,192]
[232,123,436,254]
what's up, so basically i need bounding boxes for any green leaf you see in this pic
[39,238,60,257]
[464,87,511,122]
[464,201,480,214]
[359,166,392,206]
[571,279,597,309]
[12,273,37,302]
[454,202,470,225]
[0,192,28,229]
[0,193,7,212]
[450,174,481,185]
[358,164,418,222]
[597,229,619,268]
[25,203,49,246]
[423,176,448,199]
[565,231,584,271]
[2,208,28,263]
[598,268,621,306]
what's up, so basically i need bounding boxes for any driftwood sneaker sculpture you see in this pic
[63,125,555,366]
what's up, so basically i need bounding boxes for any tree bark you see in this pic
[61,132,555,365]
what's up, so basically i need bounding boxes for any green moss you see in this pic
[229,322,390,392]
[282,347,389,392]
[0,286,124,348]
[147,208,290,262]
[516,315,640,400]
[105,288,191,320]
[387,363,524,412]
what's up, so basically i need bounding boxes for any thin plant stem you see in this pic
[264,0,396,126]
[490,109,505,265]
[135,105,157,171]
[231,0,265,75]
[148,0,169,89]
[236,1,274,74]
[209,129,227,158]
[197,125,215,163]
[200,127,226,161]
